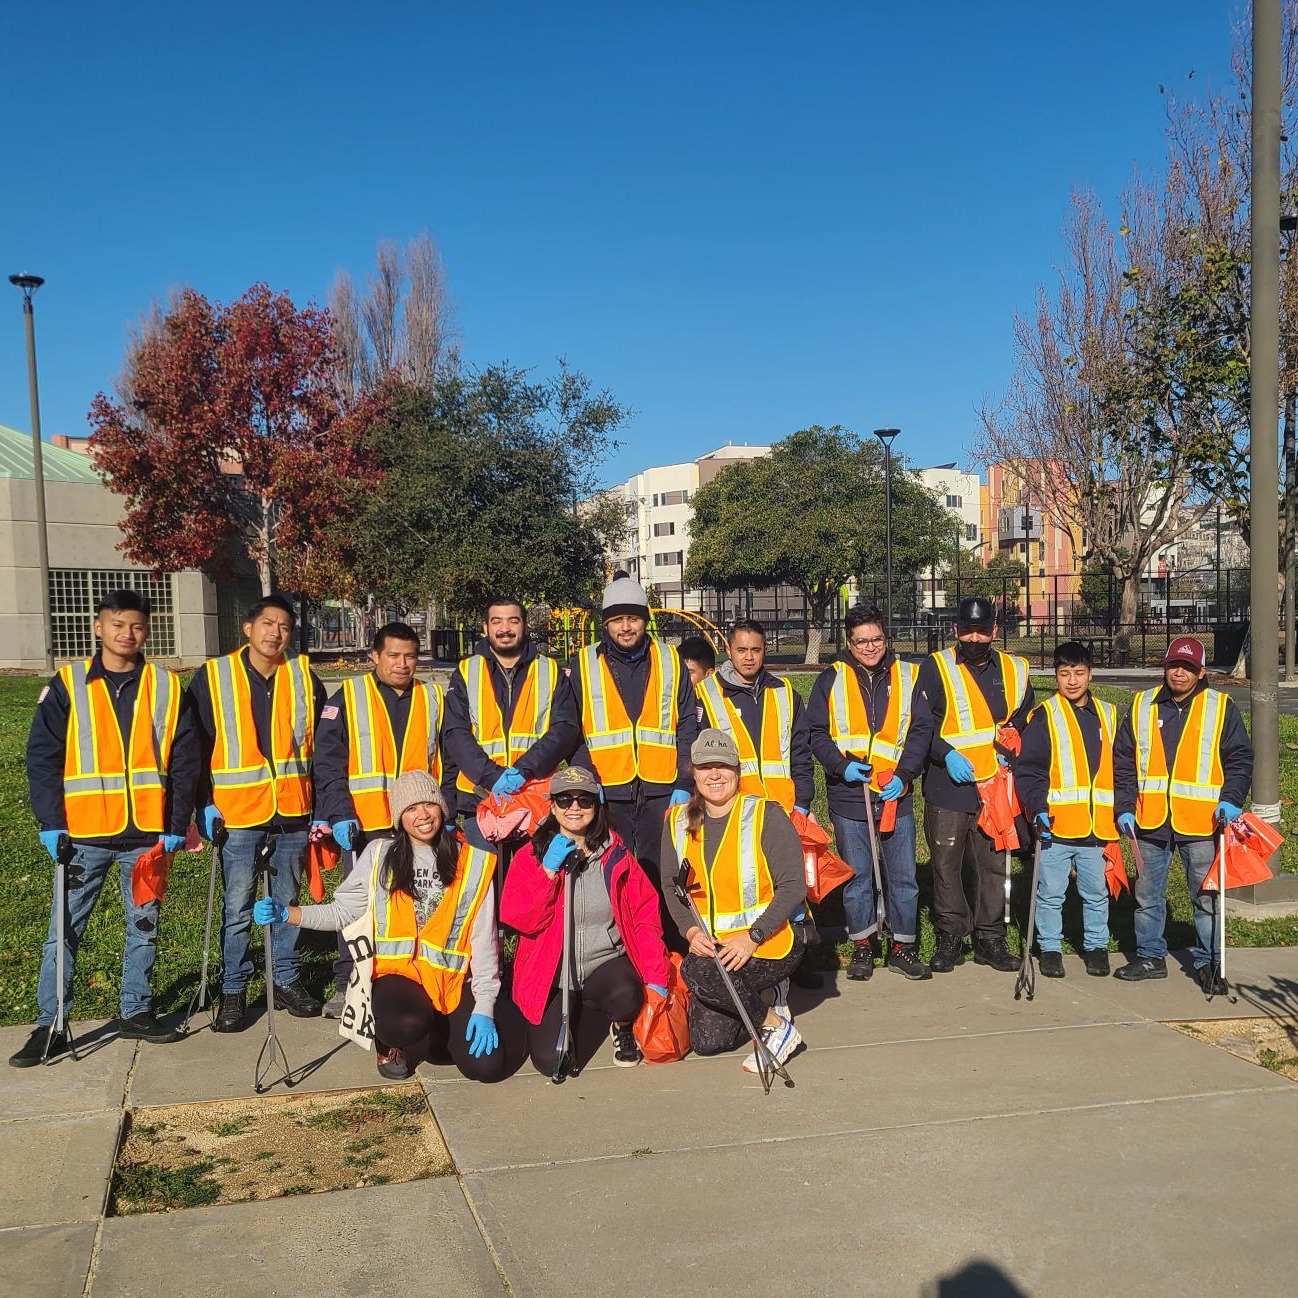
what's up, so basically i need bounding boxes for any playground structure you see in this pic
[546,607,726,660]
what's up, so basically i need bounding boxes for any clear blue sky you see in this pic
[0,1,1242,485]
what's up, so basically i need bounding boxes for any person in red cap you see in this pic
[1112,635,1252,991]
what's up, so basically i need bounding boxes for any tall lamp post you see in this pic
[873,428,900,631]
[9,273,54,674]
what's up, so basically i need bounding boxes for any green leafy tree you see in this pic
[685,426,947,663]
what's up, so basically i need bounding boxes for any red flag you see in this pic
[475,779,552,843]
[1202,813,1284,892]
[871,765,899,834]
[304,826,342,902]
[976,768,1020,851]
[790,808,855,903]
[131,841,172,906]
[1103,841,1132,898]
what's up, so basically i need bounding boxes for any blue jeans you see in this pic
[1133,836,1216,965]
[37,842,157,1026]
[1035,842,1109,953]
[220,828,308,992]
[831,812,919,943]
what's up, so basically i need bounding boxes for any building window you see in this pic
[49,570,177,659]
[652,493,660,507]
[653,521,676,537]
[658,489,689,506]
[653,551,684,568]
[965,524,978,542]
[1038,541,1045,561]
[946,494,963,508]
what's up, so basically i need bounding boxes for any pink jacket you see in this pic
[501,831,672,1026]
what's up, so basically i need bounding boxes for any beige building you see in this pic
[0,425,219,670]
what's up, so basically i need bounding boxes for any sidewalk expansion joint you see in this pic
[81,1040,140,1298]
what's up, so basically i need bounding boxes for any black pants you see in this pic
[527,955,644,1076]
[606,792,686,949]
[924,803,1008,942]
[371,974,507,1083]
[681,937,805,1057]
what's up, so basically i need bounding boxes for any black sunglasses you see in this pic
[553,792,597,810]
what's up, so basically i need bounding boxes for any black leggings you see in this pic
[371,974,507,1083]
[527,955,644,1076]
[681,937,805,1057]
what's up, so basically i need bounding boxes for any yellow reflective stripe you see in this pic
[1001,652,1029,714]
[580,645,614,738]
[420,681,442,767]
[765,680,793,779]
[463,657,505,757]
[1192,691,1225,787]
[1133,689,1158,787]
[347,678,377,778]
[1046,696,1079,794]
[648,641,677,737]
[735,794,762,918]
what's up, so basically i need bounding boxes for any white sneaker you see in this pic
[741,1017,802,1074]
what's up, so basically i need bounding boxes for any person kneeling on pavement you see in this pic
[660,729,807,1073]
[253,771,505,1083]
[501,767,671,1073]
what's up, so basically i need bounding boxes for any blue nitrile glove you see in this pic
[494,766,526,797]
[1117,813,1137,838]
[843,760,872,785]
[880,775,904,802]
[669,789,691,807]
[199,804,222,841]
[646,983,669,996]
[1034,812,1053,846]
[542,835,579,874]
[944,751,976,784]
[997,753,1010,768]
[793,805,809,816]
[160,834,185,854]
[253,897,288,925]
[39,830,66,863]
[465,1014,499,1058]
[332,819,359,852]
[1215,801,1243,824]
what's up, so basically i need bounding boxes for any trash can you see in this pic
[1211,622,1247,669]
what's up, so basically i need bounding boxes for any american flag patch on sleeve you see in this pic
[321,704,340,720]
[38,686,49,703]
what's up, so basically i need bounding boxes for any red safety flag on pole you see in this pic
[131,841,172,906]
[1102,841,1132,898]
[305,823,343,903]
[872,765,899,834]
[1202,813,1284,892]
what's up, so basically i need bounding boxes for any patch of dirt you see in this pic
[109,1084,453,1215]
[1170,1017,1298,1081]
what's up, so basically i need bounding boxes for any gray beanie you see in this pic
[601,575,650,622]
[389,770,451,827]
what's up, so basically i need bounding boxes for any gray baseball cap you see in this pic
[690,727,740,768]
[548,766,601,797]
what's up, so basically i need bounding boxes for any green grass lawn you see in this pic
[1,670,1296,1026]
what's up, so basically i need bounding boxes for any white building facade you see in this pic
[914,463,984,608]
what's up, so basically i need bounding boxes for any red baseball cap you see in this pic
[1163,636,1206,670]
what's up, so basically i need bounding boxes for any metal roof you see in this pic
[0,424,103,484]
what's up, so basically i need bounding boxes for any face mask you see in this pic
[958,639,992,666]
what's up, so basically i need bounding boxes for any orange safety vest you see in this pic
[206,652,315,829]
[578,641,680,787]
[669,795,794,959]
[59,660,181,839]
[370,837,496,1014]
[697,674,795,810]
[344,675,443,831]
[455,653,558,795]
[1132,687,1227,838]
[827,659,919,794]
[1040,694,1118,841]
[932,647,1029,781]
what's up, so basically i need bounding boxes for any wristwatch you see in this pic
[748,924,766,946]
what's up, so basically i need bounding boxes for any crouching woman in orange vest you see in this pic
[660,729,809,1073]
[254,771,507,1083]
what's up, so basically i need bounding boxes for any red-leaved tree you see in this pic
[89,284,368,595]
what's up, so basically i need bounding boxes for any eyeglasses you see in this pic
[553,792,597,810]
[850,636,886,648]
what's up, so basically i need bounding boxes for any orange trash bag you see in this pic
[1102,841,1132,899]
[305,824,343,903]
[995,724,1022,757]
[633,952,691,1064]
[476,780,552,843]
[789,808,855,903]
[1202,813,1285,891]
[871,766,899,834]
[131,841,172,906]
[976,767,1020,852]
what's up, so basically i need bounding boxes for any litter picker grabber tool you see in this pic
[1013,836,1045,1003]
[1002,770,1015,927]
[672,860,793,1095]
[253,839,293,1093]
[861,786,889,946]
[44,836,80,1064]
[551,853,578,1084]
[183,822,226,1034]
[1206,822,1236,1005]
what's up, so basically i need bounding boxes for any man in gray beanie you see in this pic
[565,573,699,898]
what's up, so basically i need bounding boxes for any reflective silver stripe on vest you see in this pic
[712,797,767,931]
[1132,689,1168,793]
[211,655,247,777]
[372,844,492,973]
[348,677,378,785]
[462,658,506,761]
[763,681,793,779]
[1045,695,1080,797]
[936,649,995,749]
[283,654,311,761]
[581,645,634,751]
[638,641,678,747]
[67,661,101,783]
[1183,690,1224,796]
[517,657,556,744]
[420,681,441,767]
[828,664,872,753]
[142,665,175,776]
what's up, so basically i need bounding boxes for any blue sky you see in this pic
[0,1,1243,485]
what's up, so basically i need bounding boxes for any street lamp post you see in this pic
[873,428,900,632]
[9,273,54,674]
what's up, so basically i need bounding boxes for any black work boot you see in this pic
[846,939,875,981]
[213,991,247,1033]
[1113,956,1168,982]
[116,1013,184,1044]
[972,933,1019,972]
[8,1026,66,1068]
[274,980,322,1018]
[888,942,933,981]
[1082,949,1111,977]
[1039,951,1065,979]
[930,931,966,974]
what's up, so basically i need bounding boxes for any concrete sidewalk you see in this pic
[5,949,1298,1297]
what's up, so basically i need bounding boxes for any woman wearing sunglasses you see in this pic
[501,766,671,1072]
